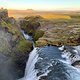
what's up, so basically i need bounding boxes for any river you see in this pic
[19,30,80,80]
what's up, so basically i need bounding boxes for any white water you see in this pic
[59,46,80,68]
[74,46,80,55]
[20,30,38,80]
[23,48,38,80]
[19,45,80,80]
[21,30,35,48]
[20,31,80,80]
[21,30,33,41]
[18,48,38,80]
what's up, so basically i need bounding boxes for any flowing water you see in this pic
[19,31,80,80]
[21,30,35,48]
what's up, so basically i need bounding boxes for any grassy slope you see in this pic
[36,15,80,46]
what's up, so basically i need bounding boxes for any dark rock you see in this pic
[72,60,80,66]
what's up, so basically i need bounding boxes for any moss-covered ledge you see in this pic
[35,19,80,47]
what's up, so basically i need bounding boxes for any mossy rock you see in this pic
[20,21,40,34]
[12,37,32,62]
[16,38,32,53]
[33,30,44,41]
[19,17,41,35]
[24,16,43,22]
[11,37,32,78]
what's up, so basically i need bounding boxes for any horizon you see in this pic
[1,8,80,12]
[3,9,80,11]
[0,0,80,11]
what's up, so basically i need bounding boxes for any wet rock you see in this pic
[59,45,80,69]
[72,60,80,66]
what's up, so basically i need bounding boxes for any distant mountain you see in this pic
[26,9,36,12]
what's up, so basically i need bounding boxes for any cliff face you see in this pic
[0,26,32,79]
[0,9,32,79]
[0,8,8,19]
[0,27,12,55]
[0,27,18,80]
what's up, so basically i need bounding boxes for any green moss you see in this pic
[0,19,22,43]
[36,39,48,47]
[1,20,21,35]
[0,19,32,53]
[20,16,41,35]
[71,15,80,19]
[17,38,32,53]
[33,30,44,41]
[24,16,43,22]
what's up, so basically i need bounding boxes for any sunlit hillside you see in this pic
[8,9,71,19]
[41,14,71,19]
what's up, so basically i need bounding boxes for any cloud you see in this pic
[0,0,9,2]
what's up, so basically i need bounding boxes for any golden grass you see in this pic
[8,10,71,19]
[41,14,71,19]
[9,14,71,19]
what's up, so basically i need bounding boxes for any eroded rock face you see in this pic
[0,27,12,55]
[0,27,17,80]
[0,26,32,79]
[0,8,8,19]
[0,9,33,78]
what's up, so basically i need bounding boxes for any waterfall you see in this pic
[20,30,80,80]
[19,45,80,80]
[21,30,33,41]
[20,30,38,80]
[21,48,39,80]
[21,30,35,48]
[18,48,39,80]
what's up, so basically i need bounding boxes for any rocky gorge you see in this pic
[0,8,80,80]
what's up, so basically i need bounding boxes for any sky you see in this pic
[0,0,80,11]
